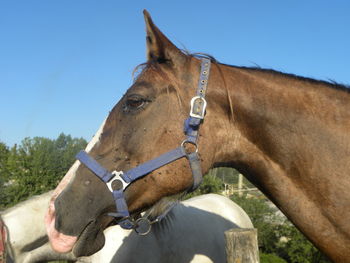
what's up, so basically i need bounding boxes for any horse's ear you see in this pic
[143,10,186,66]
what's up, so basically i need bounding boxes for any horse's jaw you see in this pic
[72,220,105,257]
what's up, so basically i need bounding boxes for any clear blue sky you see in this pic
[1,1,349,146]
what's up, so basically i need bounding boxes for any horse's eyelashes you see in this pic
[123,95,149,113]
[127,98,144,108]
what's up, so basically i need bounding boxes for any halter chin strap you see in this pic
[76,58,211,230]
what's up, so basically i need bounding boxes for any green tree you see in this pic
[0,134,87,209]
[0,141,9,174]
[231,194,282,253]
[0,142,10,203]
[260,253,287,263]
[276,223,330,263]
[186,173,223,198]
[2,144,24,206]
[231,194,331,263]
[215,167,240,184]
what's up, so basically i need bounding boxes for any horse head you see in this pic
[45,10,232,256]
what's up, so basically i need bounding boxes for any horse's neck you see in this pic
[230,66,350,166]
[209,65,350,261]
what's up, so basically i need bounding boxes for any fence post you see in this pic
[225,228,259,263]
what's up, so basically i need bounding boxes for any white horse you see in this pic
[1,193,253,263]
[0,191,76,263]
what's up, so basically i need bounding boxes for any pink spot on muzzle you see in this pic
[45,161,79,252]
[45,202,77,253]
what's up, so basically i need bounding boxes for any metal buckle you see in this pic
[190,96,207,119]
[134,217,152,235]
[106,171,129,192]
[181,140,198,154]
[119,218,136,230]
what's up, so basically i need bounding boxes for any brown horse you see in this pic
[46,10,350,262]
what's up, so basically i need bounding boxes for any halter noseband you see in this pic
[76,58,211,232]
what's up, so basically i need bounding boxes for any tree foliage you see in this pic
[186,173,223,198]
[276,224,330,263]
[231,194,283,253]
[0,134,87,209]
[0,142,10,203]
[187,167,331,262]
[260,253,287,263]
[231,193,331,263]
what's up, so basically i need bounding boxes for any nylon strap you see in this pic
[187,152,203,191]
[184,58,211,144]
[197,58,211,97]
[123,147,186,183]
[183,58,211,190]
[76,151,114,183]
[77,146,186,185]
[111,189,134,229]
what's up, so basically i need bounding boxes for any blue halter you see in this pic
[76,58,211,230]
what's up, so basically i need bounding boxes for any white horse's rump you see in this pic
[1,193,253,263]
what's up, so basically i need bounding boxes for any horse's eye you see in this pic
[127,98,144,108]
[124,95,147,112]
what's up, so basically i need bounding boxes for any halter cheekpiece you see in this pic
[76,58,211,233]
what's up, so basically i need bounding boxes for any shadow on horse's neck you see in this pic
[205,63,350,261]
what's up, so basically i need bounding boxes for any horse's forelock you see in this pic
[131,61,187,113]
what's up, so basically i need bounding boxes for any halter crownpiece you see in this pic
[76,58,211,232]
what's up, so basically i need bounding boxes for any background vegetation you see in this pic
[190,168,331,263]
[0,137,331,262]
[0,134,87,209]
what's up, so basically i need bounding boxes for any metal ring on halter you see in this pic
[181,140,198,154]
[134,217,152,235]
[106,171,129,192]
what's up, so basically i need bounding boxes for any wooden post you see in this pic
[238,173,243,197]
[225,228,259,263]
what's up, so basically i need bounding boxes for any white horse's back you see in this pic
[82,194,253,263]
[182,194,252,228]
[1,192,52,262]
[2,193,253,263]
